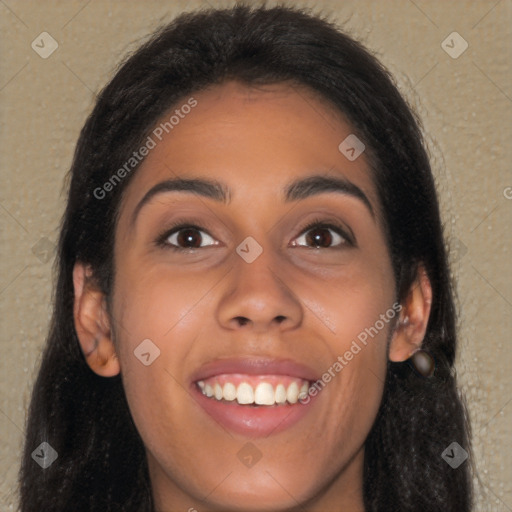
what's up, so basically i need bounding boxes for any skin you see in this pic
[73,81,432,511]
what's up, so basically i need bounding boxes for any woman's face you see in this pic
[112,81,397,511]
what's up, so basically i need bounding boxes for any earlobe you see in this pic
[389,265,432,362]
[73,263,120,377]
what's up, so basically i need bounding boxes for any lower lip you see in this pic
[191,383,318,438]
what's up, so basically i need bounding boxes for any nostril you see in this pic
[235,316,250,326]
[275,315,286,324]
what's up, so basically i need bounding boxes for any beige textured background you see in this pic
[1,1,510,510]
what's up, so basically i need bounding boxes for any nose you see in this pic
[216,248,303,333]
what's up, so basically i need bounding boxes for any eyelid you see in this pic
[155,220,220,250]
[167,227,217,248]
[292,217,356,247]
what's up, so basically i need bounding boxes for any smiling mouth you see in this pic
[196,374,310,406]
[190,359,320,436]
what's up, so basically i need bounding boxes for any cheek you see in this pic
[305,261,395,432]
[110,269,215,437]
[112,263,221,354]
[299,251,395,359]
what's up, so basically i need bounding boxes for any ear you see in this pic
[389,264,432,362]
[73,263,120,377]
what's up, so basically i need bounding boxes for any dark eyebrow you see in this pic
[130,178,230,227]
[131,173,374,227]
[284,174,374,217]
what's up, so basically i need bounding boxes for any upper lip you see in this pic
[190,357,319,384]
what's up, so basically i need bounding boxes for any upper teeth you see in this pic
[197,379,309,406]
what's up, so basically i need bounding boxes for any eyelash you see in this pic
[155,217,355,251]
[295,217,355,247]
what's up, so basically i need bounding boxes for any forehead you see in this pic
[118,80,380,221]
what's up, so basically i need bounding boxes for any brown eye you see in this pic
[292,223,348,248]
[305,227,333,248]
[177,228,202,248]
[166,227,217,249]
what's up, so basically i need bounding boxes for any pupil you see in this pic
[306,227,332,247]
[177,228,201,247]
